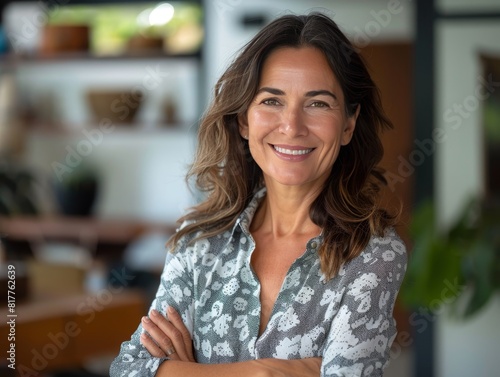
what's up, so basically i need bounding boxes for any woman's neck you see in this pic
[251,182,322,238]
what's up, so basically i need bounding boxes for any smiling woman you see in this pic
[110,12,406,377]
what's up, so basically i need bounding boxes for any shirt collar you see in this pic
[233,186,267,235]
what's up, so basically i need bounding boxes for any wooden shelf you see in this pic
[0,50,201,65]
[0,289,145,373]
[0,215,176,246]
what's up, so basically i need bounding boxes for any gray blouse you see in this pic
[110,187,407,376]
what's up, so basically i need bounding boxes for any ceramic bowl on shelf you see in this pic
[85,89,144,125]
[39,24,90,56]
[126,34,164,54]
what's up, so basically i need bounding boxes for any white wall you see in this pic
[203,0,414,104]
[436,296,500,377]
[435,18,500,377]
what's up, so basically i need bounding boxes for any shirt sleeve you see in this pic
[109,235,195,377]
[320,230,407,377]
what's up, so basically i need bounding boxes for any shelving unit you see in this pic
[0,2,201,374]
[0,0,205,222]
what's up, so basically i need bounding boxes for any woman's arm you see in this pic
[142,305,322,377]
[109,250,194,377]
[156,358,322,377]
[320,230,407,376]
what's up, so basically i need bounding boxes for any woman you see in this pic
[110,12,407,377]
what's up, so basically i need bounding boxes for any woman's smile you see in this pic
[271,144,315,161]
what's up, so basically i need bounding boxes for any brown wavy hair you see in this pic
[168,12,398,279]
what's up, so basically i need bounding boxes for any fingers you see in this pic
[149,309,193,362]
[141,315,179,360]
[140,332,167,358]
[141,308,195,362]
[167,307,195,362]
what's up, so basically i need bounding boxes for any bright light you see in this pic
[137,8,153,28]
[149,3,175,26]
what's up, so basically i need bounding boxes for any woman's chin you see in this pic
[264,174,322,190]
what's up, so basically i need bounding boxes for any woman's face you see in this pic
[239,46,359,191]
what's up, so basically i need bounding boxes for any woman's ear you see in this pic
[341,104,360,146]
[238,113,249,140]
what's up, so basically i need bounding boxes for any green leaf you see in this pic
[461,232,495,318]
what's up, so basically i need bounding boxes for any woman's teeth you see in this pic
[273,146,313,155]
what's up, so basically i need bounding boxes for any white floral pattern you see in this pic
[110,188,407,377]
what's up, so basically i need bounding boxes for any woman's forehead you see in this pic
[257,46,342,95]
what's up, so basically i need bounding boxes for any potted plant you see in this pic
[52,164,99,217]
[401,197,500,318]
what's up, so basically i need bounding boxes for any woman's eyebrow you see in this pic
[255,87,285,95]
[305,90,337,100]
[255,87,338,100]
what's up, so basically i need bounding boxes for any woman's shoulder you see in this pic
[168,220,197,248]
[169,219,238,258]
[340,227,407,279]
[367,227,407,258]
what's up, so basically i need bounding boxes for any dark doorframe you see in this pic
[413,0,436,376]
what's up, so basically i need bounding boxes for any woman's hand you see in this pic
[140,307,196,362]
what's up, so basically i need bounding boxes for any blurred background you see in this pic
[0,0,499,376]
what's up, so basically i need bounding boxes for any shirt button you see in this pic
[310,241,317,249]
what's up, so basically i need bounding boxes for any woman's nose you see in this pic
[278,105,308,137]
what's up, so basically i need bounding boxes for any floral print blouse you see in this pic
[110,187,407,376]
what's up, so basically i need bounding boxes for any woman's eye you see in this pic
[310,101,329,108]
[262,98,280,106]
